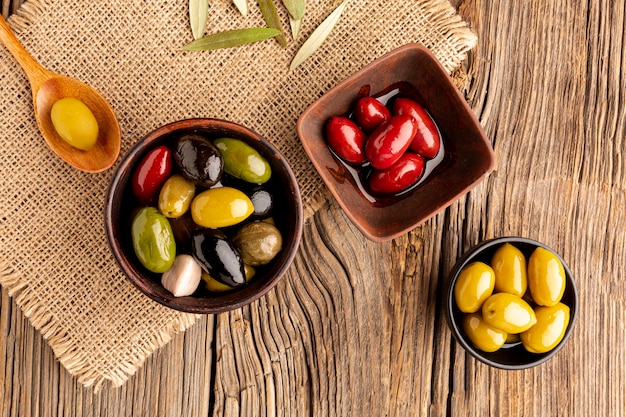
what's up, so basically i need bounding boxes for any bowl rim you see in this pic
[444,236,579,370]
[296,43,496,242]
[104,117,304,314]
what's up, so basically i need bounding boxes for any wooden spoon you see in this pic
[0,15,120,173]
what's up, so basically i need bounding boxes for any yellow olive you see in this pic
[50,97,99,151]
[202,265,255,292]
[521,302,570,353]
[191,187,254,228]
[521,290,536,306]
[454,262,495,313]
[482,293,537,334]
[462,313,508,353]
[244,264,256,280]
[505,333,520,344]
[158,175,196,218]
[202,272,232,292]
[528,247,566,306]
[491,243,527,297]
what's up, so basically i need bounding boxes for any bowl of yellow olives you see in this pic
[444,237,578,369]
[104,118,303,313]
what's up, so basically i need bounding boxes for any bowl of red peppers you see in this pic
[297,43,496,242]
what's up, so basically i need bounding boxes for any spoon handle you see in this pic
[0,15,52,89]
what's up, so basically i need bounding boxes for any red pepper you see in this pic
[325,116,367,164]
[392,98,441,159]
[368,152,425,194]
[365,115,417,170]
[132,145,173,205]
[353,96,391,132]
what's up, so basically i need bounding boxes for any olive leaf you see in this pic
[182,28,281,51]
[282,0,305,39]
[232,0,248,15]
[289,0,348,70]
[257,0,288,47]
[281,0,305,20]
[289,16,302,39]
[189,0,209,40]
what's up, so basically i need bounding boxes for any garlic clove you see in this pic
[161,254,202,297]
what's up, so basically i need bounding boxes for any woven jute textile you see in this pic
[0,0,476,390]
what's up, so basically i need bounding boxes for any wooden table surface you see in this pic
[2,0,625,416]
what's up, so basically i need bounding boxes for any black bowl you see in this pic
[104,118,303,314]
[444,237,578,369]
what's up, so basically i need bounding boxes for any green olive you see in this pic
[454,262,495,313]
[131,207,176,273]
[520,302,570,353]
[462,312,508,352]
[491,243,527,297]
[482,293,537,334]
[191,187,254,228]
[158,174,196,218]
[50,97,99,151]
[214,138,272,184]
[231,221,283,266]
[528,247,566,306]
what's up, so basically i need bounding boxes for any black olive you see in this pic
[248,187,274,219]
[218,172,255,190]
[168,213,201,252]
[191,230,246,288]
[173,134,223,187]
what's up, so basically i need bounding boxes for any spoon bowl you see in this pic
[0,15,120,173]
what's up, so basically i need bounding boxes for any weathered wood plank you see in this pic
[1,0,625,415]
[452,1,626,417]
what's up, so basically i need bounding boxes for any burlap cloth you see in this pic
[0,0,476,390]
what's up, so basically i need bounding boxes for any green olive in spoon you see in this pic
[0,15,120,173]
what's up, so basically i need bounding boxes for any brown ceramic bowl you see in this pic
[297,43,495,242]
[444,237,578,369]
[104,118,303,314]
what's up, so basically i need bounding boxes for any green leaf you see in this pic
[281,0,305,20]
[189,0,209,40]
[290,0,348,70]
[232,0,248,15]
[289,16,302,40]
[257,0,288,47]
[182,28,281,51]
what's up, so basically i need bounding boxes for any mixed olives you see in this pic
[454,243,571,354]
[324,83,442,196]
[128,132,284,297]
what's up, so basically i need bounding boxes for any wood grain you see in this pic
[1,0,625,416]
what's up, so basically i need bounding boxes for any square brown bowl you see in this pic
[297,43,495,242]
